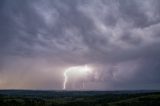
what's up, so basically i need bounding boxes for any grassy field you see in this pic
[0,90,159,106]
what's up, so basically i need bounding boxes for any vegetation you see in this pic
[0,90,159,106]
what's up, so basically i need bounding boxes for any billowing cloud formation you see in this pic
[0,0,160,90]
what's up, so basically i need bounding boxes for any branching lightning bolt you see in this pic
[63,65,92,90]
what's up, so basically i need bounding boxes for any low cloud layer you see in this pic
[0,0,160,90]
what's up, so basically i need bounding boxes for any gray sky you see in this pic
[0,0,160,90]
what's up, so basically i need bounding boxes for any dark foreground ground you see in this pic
[0,90,160,106]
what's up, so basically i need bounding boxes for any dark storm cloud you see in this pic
[0,0,160,90]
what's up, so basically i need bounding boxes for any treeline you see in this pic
[0,93,160,106]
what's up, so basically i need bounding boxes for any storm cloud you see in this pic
[0,0,160,90]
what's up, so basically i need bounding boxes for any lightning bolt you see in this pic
[62,65,93,90]
[63,70,68,90]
